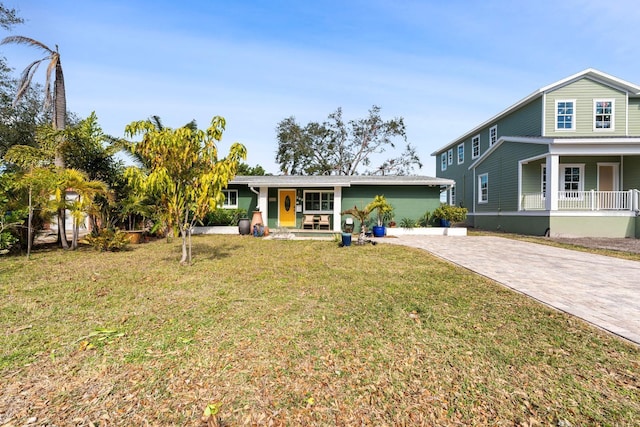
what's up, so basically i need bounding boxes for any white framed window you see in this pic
[450,185,456,205]
[457,143,464,164]
[472,135,480,159]
[447,148,453,165]
[221,189,238,208]
[561,164,584,198]
[441,153,447,171]
[594,99,614,130]
[478,173,488,203]
[303,190,334,213]
[556,100,575,130]
[489,125,498,147]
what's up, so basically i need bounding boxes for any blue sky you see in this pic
[2,0,640,175]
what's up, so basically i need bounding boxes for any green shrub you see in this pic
[0,230,18,254]
[84,229,130,252]
[200,209,247,226]
[432,204,468,223]
[399,217,416,229]
[417,211,431,227]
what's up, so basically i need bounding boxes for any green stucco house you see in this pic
[433,68,640,238]
[220,175,454,231]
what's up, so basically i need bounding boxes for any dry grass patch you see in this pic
[1,235,639,426]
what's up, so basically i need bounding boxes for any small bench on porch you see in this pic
[302,214,331,230]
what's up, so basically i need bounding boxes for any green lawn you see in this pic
[1,235,638,426]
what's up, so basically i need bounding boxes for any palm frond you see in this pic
[14,58,47,105]
[1,35,53,54]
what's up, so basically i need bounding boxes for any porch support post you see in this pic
[545,154,559,211]
[258,187,269,222]
[333,186,342,231]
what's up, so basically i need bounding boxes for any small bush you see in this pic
[84,229,130,252]
[201,209,247,226]
[399,217,415,229]
[0,230,18,254]
[417,211,431,227]
[432,204,468,223]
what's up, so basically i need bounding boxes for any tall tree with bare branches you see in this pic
[1,36,69,247]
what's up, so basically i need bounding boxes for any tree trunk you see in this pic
[71,216,78,250]
[57,211,69,249]
[179,226,188,265]
[27,186,32,259]
[53,58,68,249]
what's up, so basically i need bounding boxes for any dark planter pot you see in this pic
[341,232,352,247]
[439,219,451,228]
[238,218,251,235]
[372,225,386,237]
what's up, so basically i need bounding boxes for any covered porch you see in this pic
[518,149,640,213]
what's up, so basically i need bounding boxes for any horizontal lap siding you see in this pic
[623,156,640,189]
[521,159,545,194]
[545,79,627,136]
[437,98,543,211]
[629,99,640,135]
[498,98,543,137]
[475,142,548,212]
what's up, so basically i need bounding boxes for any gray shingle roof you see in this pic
[231,175,454,187]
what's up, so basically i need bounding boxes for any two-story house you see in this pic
[433,69,640,238]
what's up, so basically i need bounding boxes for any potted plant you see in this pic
[366,195,393,237]
[432,203,468,227]
[341,204,372,243]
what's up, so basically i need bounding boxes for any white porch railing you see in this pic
[521,190,637,211]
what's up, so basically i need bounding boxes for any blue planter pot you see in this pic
[372,225,386,237]
[341,232,352,246]
[439,219,451,228]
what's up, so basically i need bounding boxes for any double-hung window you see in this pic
[450,186,456,205]
[472,135,480,159]
[447,148,453,165]
[541,165,547,199]
[594,99,614,130]
[441,153,447,171]
[556,100,575,130]
[561,165,584,198]
[457,143,464,164]
[478,173,488,203]
[221,189,238,208]
[304,191,334,213]
[489,125,498,147]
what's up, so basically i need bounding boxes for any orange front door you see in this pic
[279,190,297,227]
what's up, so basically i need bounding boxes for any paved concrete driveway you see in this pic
[382,235,640,345]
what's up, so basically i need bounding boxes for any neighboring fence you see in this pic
[521,190,637,211]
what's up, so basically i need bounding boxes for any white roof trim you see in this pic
[468,136,551,170]
[433,68,640,156]
[469,136,640,170]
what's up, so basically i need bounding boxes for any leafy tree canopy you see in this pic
[237,162,266,176]
[125,116,247,264]
[0,3,23,30]
[275,105,422,176]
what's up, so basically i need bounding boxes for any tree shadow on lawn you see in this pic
[162,241,243,262]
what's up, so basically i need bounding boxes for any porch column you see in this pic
[258,187,269,222]
[545,154,559,211]
[333,186,342,231]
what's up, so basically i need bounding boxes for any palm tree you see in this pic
[1,36,69,247]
